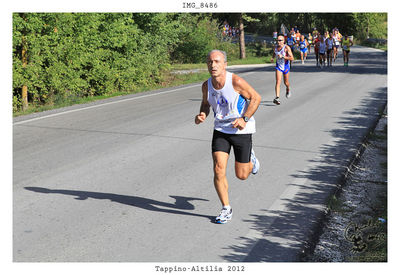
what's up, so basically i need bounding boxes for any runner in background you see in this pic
[326,33,334,67]
[270,34,294,105]
[333,29,342,62]
[318,34,327,68]
[341,34,353,66]
[307,32,313,53]
[312,27,319,39]
[313,32,320,67]
[273,30,278,45]
[286,34,296,67]
[295,30,301,46]
[299,35,309,64]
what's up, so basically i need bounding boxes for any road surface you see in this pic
[13,46,387,262]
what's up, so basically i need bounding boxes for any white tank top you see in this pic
[207,72,256,134]
[333,36,340,45]
[274,45,287,71]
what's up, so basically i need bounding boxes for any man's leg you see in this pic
[275,70,282,98]
[212,151,230,206]
[235,161,253,180]
[233,134,259,180]
[284,72,290,92]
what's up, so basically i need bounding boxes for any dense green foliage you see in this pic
[215,13,387,39]
[13,13,387,113]
[12,13,231,112]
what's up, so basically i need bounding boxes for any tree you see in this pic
[239,14,246,59]
[237,14,260,59]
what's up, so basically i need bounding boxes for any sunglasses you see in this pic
[277,39,284,41]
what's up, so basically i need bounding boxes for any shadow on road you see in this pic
[24,187,214,222]
[222,85,387,262]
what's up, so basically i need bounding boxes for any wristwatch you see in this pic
[243,116,250,123]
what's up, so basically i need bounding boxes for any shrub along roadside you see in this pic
[12,13,233,114]
[13,12,277,116]
[13,69,211,117]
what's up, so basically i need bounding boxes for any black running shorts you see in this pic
[211,130,252,163]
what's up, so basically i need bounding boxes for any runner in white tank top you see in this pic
[270,34,294,105]
[195,50,261,224]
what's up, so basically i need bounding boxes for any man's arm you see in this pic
[270,50,276,63]
[195,81,210,124]
[231,74,261,130]
[285,46,294,61]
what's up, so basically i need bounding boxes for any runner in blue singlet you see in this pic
[299,35,309,64]
[286,36,295,67]
[270,34,294,105]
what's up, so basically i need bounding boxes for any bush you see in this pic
[12,13,188,112]
[171,16,237,64]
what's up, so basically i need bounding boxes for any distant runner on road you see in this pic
[195,50,261,224]
[326,33,335,67]
[313,32,320,67]
[333,29,342,62]
[299,35,309,64]
[286,35,296,67]
[341,34,354,66]
[270,34,294,105]
[317,34,327,68]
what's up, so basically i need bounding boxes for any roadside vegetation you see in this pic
[13,13,387,116]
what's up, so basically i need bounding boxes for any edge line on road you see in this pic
[13,69,260,126]
[13,83,202,126]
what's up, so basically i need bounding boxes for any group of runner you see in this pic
[311,28,353,67]
[277,27,354,67]
[270,27,354,105]
[283,27,311,66]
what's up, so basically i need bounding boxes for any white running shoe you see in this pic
[215,207,233,224]
[251,148,260,175]
[286,90,291,98]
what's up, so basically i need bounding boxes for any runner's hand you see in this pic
[195,112,206,124]
[232,118,246,130]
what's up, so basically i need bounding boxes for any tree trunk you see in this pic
[239,14,246,59]
[22,36,28,111]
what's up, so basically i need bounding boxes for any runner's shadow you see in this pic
[25,187,214,222]
[260,100,277,107]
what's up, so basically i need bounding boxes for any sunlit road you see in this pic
[13,46,387,262]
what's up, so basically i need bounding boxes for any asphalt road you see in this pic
[13,46,387,262]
